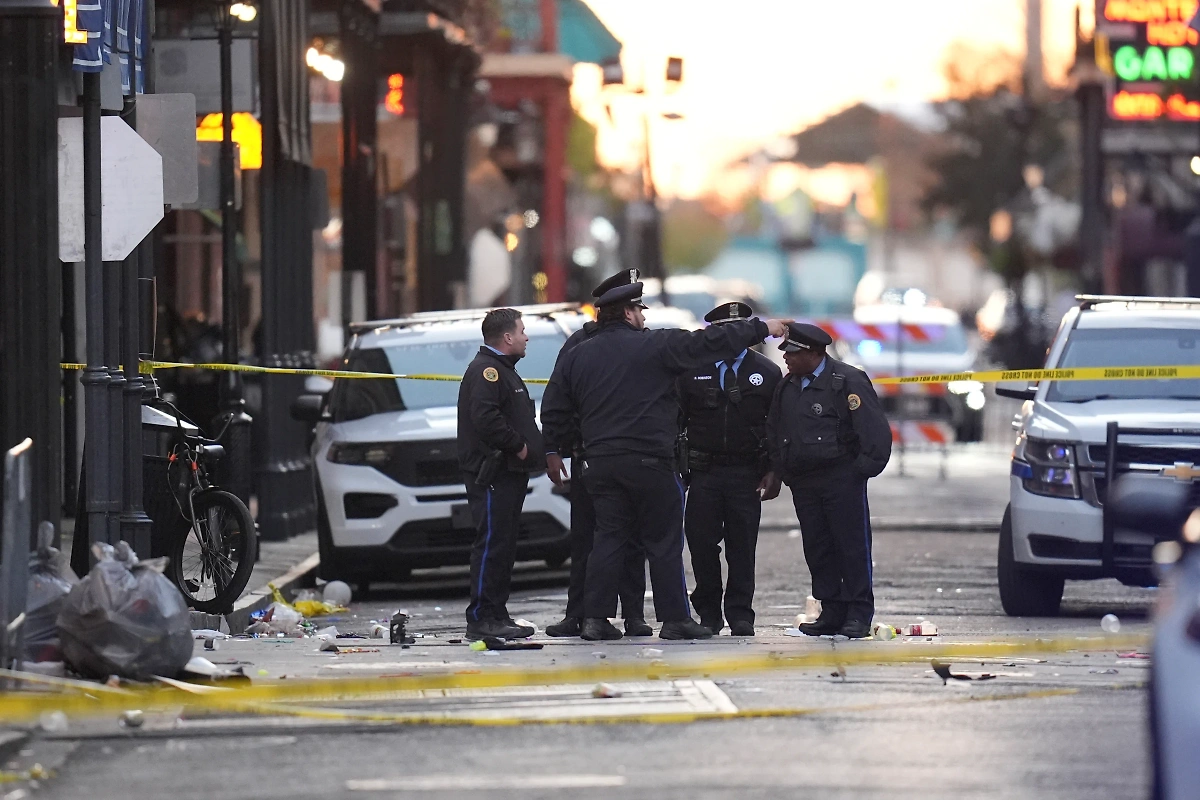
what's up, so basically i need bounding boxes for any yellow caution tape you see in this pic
[0,634,1147,723]
[58,361,1200,387]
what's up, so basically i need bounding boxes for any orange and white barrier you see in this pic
[890,420,953,446]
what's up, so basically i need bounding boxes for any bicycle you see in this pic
[160,402,258,613]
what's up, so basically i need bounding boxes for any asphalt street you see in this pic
[19,447,1158,800]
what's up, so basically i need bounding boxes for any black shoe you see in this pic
[798,614,846,637]
[624,618,653,637]
[701,619,723,635]
[504,618,536,638]
[729,620,755,637]
[465,619,527,641]
[659,619,714,640]
[545,616,582,637]
[581,618,623,641]
[839,620,870,639]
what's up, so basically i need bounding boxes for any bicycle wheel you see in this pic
[169,489,258,613]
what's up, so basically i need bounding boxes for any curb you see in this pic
[225,552,320,634]
[0,729,30,766]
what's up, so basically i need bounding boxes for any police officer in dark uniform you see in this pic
[543,283,790,641]
[766,323,892,638]
[457,308,545,641]
[678,302,783,637]
[544,270,649,638]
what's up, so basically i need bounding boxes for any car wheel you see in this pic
[997,505,1064,616]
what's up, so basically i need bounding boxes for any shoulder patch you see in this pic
[482,367,499,383]
[847,393,862,410]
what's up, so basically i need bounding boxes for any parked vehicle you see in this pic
[835,303,986,442]
[998,295,1200,616]
[291,304,583,590]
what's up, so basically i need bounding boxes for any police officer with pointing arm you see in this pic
[542,282,790,641]
[457,308,544,641]
[543,270,649,638]
[677,302,782,636]
[766,323,891,639]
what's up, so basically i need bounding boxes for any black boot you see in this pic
[466,618,527,641]
[700,618,723,635]
[624,618,653,637]
[839,619,870,639]
[503,618,536,637]
[729,620,754,637]
[581,618,623,641]
[659,619,714,640]
[545,616,582,637]
[798,612,846,637]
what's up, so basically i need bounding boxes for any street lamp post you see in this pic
[216,3,253,505]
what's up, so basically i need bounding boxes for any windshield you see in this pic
[1045,327,1200,402]
[854,323,969,357]
[330,333,565,420]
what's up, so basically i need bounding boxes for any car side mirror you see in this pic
[290,394,329,423]
[1108,474,1192,537]
[995,382,1037,401]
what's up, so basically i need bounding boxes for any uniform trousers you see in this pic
[789,461,874,624]
[685,463,761,628]
[582,454,690,622]
[564,456,646,620]
[464,470,528,623]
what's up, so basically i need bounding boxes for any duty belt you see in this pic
[688,450,761,468]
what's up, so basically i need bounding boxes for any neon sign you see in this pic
[55,0,89,45]
[1104,0,1199,22]
[1112,44,1195,79]
[384,74,405,116]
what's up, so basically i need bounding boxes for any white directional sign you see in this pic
[58,116,165,262]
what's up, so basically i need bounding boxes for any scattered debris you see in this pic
[1089,668,1119,675]
[482,638,543,651]
[931,660,996,684]
[118,710,144,729]
[592,683,622,698]
[638,648,664,659]
[468,640,487,651]
[24,539,77,664]
[389,612,415,645]
[38,711,68,733]
[315,625,340,639]
[203,639,219,652]
[322,581,352,607]
[57,542,193,681]
[192,629,228,641]
[370,624,387,639]
[592,652,607,659]
[901,622,938,636]
[870,623,897,640]
[1101,614,1121,634]
[1117,651,1151,660]
[831,664,847,680]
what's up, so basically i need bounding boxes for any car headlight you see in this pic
[947,380,984,395]
[328,442,394,467]
[1012,435,1079,499]
[965,390,986,411]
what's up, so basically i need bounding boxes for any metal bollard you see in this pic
[1,439,33,672]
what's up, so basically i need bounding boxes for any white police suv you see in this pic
[293,304,586,589]
[998,295,1200,616]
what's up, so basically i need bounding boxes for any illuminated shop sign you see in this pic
[1101,0,1200,121]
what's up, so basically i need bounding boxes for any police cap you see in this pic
[778,322,833,352]
[596,281,648,309]
[591,269,641,298]
[704,301,755,324]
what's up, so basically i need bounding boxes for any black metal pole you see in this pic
[81,71,114,548]
[118,102,152,556]
[217,6,252,504]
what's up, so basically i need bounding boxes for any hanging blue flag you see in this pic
[73,0,145,95]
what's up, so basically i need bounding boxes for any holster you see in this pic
[674,432,689,478]
[475,450,505,486]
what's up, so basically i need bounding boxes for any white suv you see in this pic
[293,304,585,590]
[998,295,1200,616]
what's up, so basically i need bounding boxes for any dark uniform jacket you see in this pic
[542,318,770,461]
[542,321,598,456]
[766,356,891,480]
[457,347,546,475]
[677,348,782,466]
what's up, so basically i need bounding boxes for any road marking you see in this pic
[347,775,627,791]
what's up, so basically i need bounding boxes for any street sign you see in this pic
[58,116,164,263]
[134,93,200,206]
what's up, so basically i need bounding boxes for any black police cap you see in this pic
[595,281,647,308]
[778,322,833,352]
[704,301,755,324]
[591,269,641,299]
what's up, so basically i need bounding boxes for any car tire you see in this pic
[315,484,341,582]
[997,505,1064,616]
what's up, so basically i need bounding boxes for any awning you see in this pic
[558,0,620,65]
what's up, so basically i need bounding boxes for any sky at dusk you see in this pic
[571,0,1090,199]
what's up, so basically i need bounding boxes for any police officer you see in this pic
[457,308,545,641]
[678,302,783,637]
[542,283,789,641]
[544,270,649,638]
[766,323,891,638]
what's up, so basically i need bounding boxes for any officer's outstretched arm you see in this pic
[470,373,525,455]
[848,373,893,478]
[656,318,771,374]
